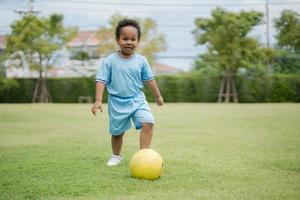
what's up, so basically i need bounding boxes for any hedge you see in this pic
[0,74,299,103]
[236,74,300,102]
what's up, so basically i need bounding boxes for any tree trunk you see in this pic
[32,70,52,103]
[218,73,238,103]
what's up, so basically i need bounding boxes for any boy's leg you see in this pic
[140,123,153,149]
[111,132,124,155]
[107,133,124,166]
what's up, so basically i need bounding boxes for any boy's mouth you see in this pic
[125,47,134,51]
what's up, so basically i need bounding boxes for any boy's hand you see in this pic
[156,96,164,106]
[91,101,103,116]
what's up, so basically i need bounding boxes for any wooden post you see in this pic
[32,78,52,103]
[218,73,238,103]
[218,76,225,103]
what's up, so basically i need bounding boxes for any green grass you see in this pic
[0,103,300,200]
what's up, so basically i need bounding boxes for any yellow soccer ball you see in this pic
[129,149,164,180]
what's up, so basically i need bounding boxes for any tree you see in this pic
[73,50,90,66]
[0,53,7,78]
[273,10,300,74]
[272,50,300,74]
[193,7,270,102]
[274,10,300,53]
[5,14,76,102]
[96,13,166,64]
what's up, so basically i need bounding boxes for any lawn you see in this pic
[0,103,299,200]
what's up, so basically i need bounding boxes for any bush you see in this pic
[0,74,299,103]
[0,78,22,102]
[268,74,300,102]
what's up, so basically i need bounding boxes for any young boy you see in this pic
[91,19,163,166]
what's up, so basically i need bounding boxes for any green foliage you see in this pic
[268,74,300,102]
[0,78,30,103]
[193,7,269,73]
[237,74,300,102]
[72,50,90,61]
[156,75,181,102]
[0,77,20,102]
[274,10,300,53]
[0,53,7,78]
[146,74,219,102]
[272,50,300,74]
[237,75,273,102]
[47,77,107,103]
[2,73,299,103]
[97,13,166,64]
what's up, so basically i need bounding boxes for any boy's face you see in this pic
[117,26,139,57]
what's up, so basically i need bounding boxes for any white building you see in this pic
[0,30,182,78]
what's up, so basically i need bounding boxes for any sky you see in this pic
[0,0,300,70]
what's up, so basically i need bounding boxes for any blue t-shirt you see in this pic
[95,52,154,98]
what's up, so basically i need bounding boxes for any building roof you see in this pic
[68,30,100,47]
[152,63,183,75]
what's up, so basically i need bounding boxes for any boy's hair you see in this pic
[115,19,141,41]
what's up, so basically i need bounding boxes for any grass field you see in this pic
[0,103,300,200]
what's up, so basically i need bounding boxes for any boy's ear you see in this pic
[116,37,120,45]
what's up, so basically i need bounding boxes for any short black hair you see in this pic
[115,19,141,41]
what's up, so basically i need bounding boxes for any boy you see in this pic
[91,19,163,166]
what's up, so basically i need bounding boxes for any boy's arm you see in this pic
[145,79,163,106]
[91,82,106,116]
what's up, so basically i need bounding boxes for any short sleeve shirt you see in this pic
[95,52,154,98]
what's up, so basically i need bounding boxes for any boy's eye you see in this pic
[123,38,136,41]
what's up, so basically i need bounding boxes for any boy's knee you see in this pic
[142,123,153,131]
[112,132,124,139]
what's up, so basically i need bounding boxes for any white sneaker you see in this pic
[107,155,122,166]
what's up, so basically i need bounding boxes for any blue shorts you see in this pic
[108,92,154,135]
